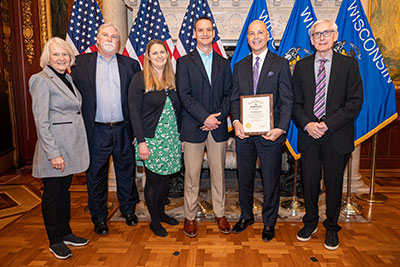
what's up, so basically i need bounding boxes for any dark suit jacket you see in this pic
[230,51,293,142]
[293,52,363,155]
[128,71,182,144]
[176,49,232,143]
[71,52,141,143]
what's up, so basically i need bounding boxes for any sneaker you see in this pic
[296,226,318,242]
[324,230,339,250]
[63,233,89,246]
[49,242,73,260]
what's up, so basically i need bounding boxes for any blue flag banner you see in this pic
[335,0,398,146]
[230,0,276,70]
[277,0,317,159]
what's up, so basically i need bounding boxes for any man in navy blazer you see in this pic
[293,19,363,250]
[176,17,232,237]
[71,23,140,235]
[230,20,293,241]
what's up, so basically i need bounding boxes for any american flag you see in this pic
[172,0,227,66]
[123,0,175,69]
[173,0,231,130]
[66,0,104,55]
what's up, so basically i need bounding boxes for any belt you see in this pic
[95,121,124,127]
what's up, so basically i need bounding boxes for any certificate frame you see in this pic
[240,94,274,136]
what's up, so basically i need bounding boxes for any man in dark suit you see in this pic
[176,17,232,237]
[293,19,363,250]
[230,20,293,242]
[71,23,141,235]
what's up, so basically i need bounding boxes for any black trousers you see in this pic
[301,134,350,232]
[41,175,73,245]
[86,123,139,223]
[236,136,282,226]
[144,167,169,227]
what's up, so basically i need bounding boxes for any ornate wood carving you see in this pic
[38,0,51,50]
[21,0,34,64]
[0,0,11,62]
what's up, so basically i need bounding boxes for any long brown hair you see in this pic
[143,39,175,93]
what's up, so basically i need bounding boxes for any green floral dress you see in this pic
[136,91,181,175]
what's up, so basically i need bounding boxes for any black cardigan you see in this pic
[128,71,181,143]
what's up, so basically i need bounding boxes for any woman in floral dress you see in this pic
[128,40,182,237]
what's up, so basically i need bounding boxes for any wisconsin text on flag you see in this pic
[230,0,276,70]
[277,0,317,159]
[335,0,397,146]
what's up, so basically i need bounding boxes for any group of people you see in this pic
[29,17,363,260]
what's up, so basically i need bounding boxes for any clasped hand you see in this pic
[305,122,328,139]
[200,112,221,131]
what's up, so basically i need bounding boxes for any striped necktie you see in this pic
[253,56,260,95]
[314,59,327,119]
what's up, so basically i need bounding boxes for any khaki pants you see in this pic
[183,132,227,220]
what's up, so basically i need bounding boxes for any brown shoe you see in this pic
[183,218,197,237]
[216,216,231,234]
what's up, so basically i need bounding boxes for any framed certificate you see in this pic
[240,94,274,136]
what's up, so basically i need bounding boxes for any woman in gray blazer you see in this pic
[29,37,90,260]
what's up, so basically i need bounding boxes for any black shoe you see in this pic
[124,214,138,226]
[63,233,89,246]
[160,214,179,225]
[324,230,339,250]
[150,223,168,237]
[232,218,255,234]
[49,242,73,260]
[94,221,109,236]
[262,226,275,242]
[297,226,318,242]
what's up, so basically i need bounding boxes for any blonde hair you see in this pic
[40,37,75,68]
[143,39,176,93]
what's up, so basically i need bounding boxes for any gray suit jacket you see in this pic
[29,66,90,178]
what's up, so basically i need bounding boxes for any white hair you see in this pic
[40,37,75,69]
[309,19,338,36]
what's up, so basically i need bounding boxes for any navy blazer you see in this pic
[176,49,232,143]
[230,51,293,142]
[71,52,141,143]
[293,52,363,155]
[128,71,182,144]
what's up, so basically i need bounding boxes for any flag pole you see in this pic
[340,154,363,218]
[281,159,304,216]
[356,133,387,203]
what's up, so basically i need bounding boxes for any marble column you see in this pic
[102,0,129,191]
[343,145,368,193]
[102,0,128,54]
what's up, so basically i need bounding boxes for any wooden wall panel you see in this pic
[360,90,400,169]
[6,0,42,164]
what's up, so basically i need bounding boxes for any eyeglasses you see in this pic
[311,30,335,39]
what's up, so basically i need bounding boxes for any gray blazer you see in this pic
[29,65,90,178]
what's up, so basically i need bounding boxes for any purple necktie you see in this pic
[314,59,327,119]
[253,56,260,95]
